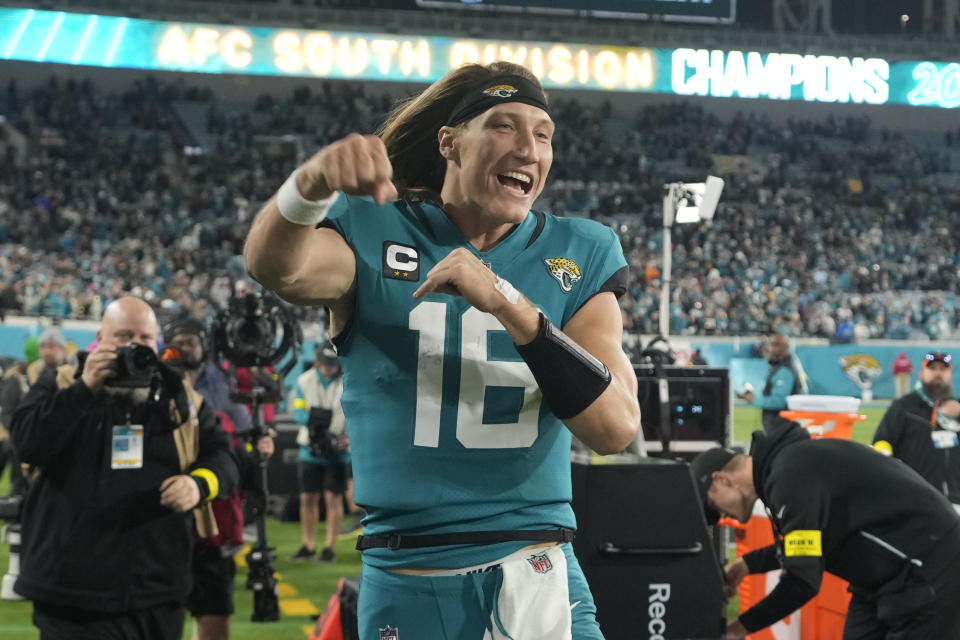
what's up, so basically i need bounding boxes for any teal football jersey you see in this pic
[324,196,628,568]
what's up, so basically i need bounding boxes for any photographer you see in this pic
[290,342,348,563]
[163,316,275,640]
[9,297,238,640]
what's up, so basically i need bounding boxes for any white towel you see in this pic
[484,544,571,640]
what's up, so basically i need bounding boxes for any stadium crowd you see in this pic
[2,76,960,339]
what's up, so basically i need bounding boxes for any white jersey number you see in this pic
[410,302,540,449]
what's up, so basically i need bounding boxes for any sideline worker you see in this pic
[691,422,960,638]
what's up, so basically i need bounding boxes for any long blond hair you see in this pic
[378,62,546,202]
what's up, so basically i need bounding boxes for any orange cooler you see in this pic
[779,411,866,441]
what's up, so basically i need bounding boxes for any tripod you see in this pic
[233,384,280,623]
[212,290,302,622]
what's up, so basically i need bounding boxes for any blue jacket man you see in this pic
[744,333,807,430]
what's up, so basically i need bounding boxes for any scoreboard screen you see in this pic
[415,0,736,23]
[5,7,960,110]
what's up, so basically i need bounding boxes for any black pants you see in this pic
[843,554,960,639]
[33,601,185,640]
[186,544,236,617]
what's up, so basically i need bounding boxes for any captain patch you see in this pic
[382,241,420,282]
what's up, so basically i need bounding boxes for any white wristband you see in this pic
[495,276,520,305]
[276,168,339,226]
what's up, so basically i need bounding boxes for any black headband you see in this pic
[446,74,549,127]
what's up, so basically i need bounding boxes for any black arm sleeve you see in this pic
[743,544,781,573]
[190,399,239,500]
[10,371,96,466]
[740,474,829,633]
[738,571,820,632]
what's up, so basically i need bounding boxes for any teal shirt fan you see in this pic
[323,195,628,569]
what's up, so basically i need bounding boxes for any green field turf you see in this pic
[0,405,885,638]
[732,405,882,447]
[0,471,364,640]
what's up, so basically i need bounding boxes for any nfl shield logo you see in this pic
[526,553,553,574]
[379,626,399,640]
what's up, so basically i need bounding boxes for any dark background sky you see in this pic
[369,0,926,35]
[739,0,923,34]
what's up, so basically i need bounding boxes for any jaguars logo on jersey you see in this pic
[544,257,582,293]
[482,84,519,98]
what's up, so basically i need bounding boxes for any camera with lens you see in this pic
[112,344,159,387]
[214,293,301,407]
[307,407,336,458]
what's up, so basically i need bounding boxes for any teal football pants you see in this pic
[357,542,604,640]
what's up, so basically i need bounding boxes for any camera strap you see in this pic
[356,527,574,551]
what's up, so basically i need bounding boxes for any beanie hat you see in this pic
[38,326,66,348]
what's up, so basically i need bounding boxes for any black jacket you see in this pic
[739,422,960,632]
[872,390,960,503]
[10,363,238,613]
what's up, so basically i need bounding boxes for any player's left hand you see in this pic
[159,474,202,512]
[725,619,747,638]
[412,248,519,314]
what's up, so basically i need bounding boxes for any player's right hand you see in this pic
[297,134,398,205]
[81,343,117,392]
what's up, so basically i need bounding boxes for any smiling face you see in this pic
[438,102,554,231]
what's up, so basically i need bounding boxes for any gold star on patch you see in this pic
[403,272,409,278]
[394,270,400,277]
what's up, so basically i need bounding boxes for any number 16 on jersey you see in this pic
[409,301,543,450]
